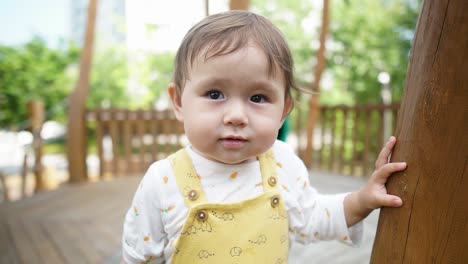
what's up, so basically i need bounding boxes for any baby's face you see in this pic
[171,44,291,164]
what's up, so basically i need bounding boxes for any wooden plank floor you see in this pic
[0,171,378,264]
[0,177,139,264]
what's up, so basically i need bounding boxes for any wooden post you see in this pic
[21,153,28,197]
[339,107,348,173]
[27,100,46,192]
[229,0,249,10]
[66,0,98,183]
[205,0,209,16]
[303,0,329,167]
[371,0,468,262]
[0,172,8,202]
[294,92,303,157]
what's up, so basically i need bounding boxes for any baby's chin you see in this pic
[217,156,257,165]
[203,152,257,165]
[194,148,258,165]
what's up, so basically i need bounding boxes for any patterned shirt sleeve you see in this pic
[275,141,363,246]
[122,164,167,264]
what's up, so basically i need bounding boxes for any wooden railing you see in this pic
[86,103,400,178]
[86,109,184,178]
[298,103,401,177]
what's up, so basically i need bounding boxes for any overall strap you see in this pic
[168,149,208,208]
[169,148,279,207]
[258,149,279,192]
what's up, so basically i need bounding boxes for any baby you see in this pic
[122,10,406,264]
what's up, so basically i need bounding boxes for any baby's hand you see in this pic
[358,136,406,210]
[343,136,406,226]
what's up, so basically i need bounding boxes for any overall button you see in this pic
[187,190,198,201]
[196,210,208,221]
[271,195,280,208]
[268,176,277,186]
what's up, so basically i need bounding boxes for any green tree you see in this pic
[0,37,79,128]
[135,52,175,108]
[325,0,420,104]
[251,0,316,82]
[0,38,135,128]
[251,0,420,105]
[87,46,129,109]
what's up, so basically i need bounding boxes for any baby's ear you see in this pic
[281,96,293,122]
[168,83,184,121]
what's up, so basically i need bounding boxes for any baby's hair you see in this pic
[173,10,299,102]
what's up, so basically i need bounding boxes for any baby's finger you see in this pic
[373,162,407,184]
[375,193,403,208]
[375,136,397,169]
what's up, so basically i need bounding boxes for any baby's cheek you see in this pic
[256,120,282,137]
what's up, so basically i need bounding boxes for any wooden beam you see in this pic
[205,0,209,16]
[27,100,46,192]
[303,0,329,167]
[371,0,468,262]
[66,0,98,183]
[0,172,8,202]
[229,0,249,10]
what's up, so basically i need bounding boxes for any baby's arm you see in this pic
[122,165,167,263]
[343,136,406,227]
[277,140,362,245]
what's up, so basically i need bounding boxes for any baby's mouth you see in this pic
[220,137,247,149]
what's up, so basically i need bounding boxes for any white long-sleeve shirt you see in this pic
[122,140,363,263]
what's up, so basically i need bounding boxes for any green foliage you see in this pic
[0,39,136,128]
[0,37,79,128]
[0,36,173,129]
[326,0,420,104]
[87,45,130,109]
[251,0,316,82]
[251,0,420,105]
[135,52,175,108]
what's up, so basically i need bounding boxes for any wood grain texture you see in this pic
[66,0,98,182]
[0,177,139,264]
[0,171,380,263]
[371,0,468,262]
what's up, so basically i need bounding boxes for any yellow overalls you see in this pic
[168,149,289,263]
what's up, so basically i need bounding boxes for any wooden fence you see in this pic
[86,109,184,178]
[86,103,400,178]
[298,103,401,177]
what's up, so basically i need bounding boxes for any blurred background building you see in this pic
[71,0,127,48]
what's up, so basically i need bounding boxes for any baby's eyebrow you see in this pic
[248,80,281,93]
[196,77,282,95]
[198,77,232,87]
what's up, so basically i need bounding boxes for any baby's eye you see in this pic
[250,94,267,103]
[206,90,224,100]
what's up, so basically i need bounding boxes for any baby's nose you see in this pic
[223,102,248,126]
